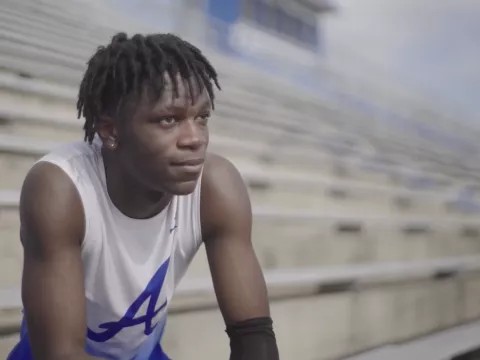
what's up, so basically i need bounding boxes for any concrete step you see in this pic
[0,134,464,216]
[0,87,346,158]
[0,135,339,190]
[162,275,480,360]
[2,265,480,360]
[344,318,480,360]
[0,205,21,288]
[2,194,480,289]
[0,76,468,191]
[0,29,328,130]
[0,60,340,147]
[0,129,451,192]
[0,70,368,160]
[0,334,18,360]
[0,72,469,187]
[1,36,468,174]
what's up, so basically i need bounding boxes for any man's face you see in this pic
[115,75,211,195]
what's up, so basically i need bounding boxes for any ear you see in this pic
[97,116,118,150]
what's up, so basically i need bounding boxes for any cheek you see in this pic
[133,127,173,157]
[200,123,209,142]
[204,128,209,145]
[123,143,170,184]
[119,134,168,171]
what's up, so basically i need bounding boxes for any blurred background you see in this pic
[1,0,480,359]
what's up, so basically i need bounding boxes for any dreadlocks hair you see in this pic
[77,32,221,144]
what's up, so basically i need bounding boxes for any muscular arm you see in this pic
[201,154,279,360]
[20,162,99,360]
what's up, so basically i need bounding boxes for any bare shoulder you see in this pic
[20,162,90,360]
[20,161,85,251]
[22,161,77,197]
[200,153,251,240]
[201,152,249,204]
[202,153,245,188]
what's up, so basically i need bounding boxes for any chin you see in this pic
[167,179,199,196]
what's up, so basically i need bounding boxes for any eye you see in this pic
[157,116,177,127]
[196,113,211,124]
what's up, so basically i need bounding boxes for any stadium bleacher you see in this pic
[1,0,480,359]
[1,254,480,359]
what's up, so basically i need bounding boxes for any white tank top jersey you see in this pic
[11,137,203,360]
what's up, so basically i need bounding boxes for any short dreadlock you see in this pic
[77,32,221,143]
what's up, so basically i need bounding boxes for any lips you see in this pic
[170,158,204,175]
[171,158,204,166]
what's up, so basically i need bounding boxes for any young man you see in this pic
[8,33,279,360]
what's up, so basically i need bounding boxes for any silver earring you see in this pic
[106,139,116,149]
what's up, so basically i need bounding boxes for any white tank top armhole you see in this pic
[35,158,92,253]
[192,169,204,249]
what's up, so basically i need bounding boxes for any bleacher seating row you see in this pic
[1,255,480,359]
[0,56,477,201]
[3,189,480,291]
[344,320,480,360]
[1,0,478,187]
[1,0,480,359]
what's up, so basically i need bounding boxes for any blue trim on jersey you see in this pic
[88,258,171,342]
[7,258,172,360]
[6,317,30,360]
[7,326,170,360]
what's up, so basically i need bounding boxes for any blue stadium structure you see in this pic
[1,0,480,359]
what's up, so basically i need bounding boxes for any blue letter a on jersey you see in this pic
[88,258,171,342]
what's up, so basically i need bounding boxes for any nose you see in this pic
[177,119,206,150]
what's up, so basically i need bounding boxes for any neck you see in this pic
[102,151,172,220]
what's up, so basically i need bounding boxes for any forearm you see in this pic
[227,317,280,360]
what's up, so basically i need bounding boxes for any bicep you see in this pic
[20,162,88,359]
[202,155,269,324]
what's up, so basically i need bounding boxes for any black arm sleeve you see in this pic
[226,317,280,360]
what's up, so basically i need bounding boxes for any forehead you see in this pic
[145,72,211,111]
